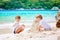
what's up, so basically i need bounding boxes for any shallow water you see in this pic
[0,10,58,24]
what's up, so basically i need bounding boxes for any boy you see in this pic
[13,16,25,34]
[35,14,51,31]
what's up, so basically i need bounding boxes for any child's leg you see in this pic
[40,27,44,31]
[44,27,51,31]
[15,25,25,34]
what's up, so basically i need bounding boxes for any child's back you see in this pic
[30,20,39,32]
[39,20,51,30]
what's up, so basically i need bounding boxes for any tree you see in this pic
[0,0,60,10]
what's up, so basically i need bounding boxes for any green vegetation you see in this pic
[0,0,60,10]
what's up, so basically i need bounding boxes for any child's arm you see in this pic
[38,25,40,31]
[38,25,44,31]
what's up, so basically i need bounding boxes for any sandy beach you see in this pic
[0,0,59,39]
[0,22,60,40]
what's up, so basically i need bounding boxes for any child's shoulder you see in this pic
[39,20,45,22]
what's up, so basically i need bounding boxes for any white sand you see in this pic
[0,31,59,40]
[0,22,60,40]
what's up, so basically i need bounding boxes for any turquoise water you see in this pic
[0,10,58,24]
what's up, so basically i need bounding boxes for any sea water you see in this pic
[0,10,58,24]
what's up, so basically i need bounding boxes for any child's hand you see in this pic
[38,26,40,31]
[21,24,25,29]
[38,25,44,31]
[40,28,44,31]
